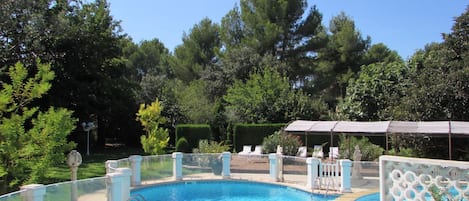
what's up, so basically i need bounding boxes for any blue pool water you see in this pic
[131,180,339,201]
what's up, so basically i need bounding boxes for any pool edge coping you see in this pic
[335,188,379,201]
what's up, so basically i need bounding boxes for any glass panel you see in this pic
[141,155,173,184]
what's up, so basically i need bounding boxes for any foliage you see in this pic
[338,135,384,161]
[338,61,409,120]
[195,140,230,153]
[387,147,417,157]
[0,61,77,190]
[171,18,221,83]
[136,99,169,154]
[232,123,286,152]
[224,67,328,123]
[175,124,212,151]
[315,12,370,102]
[175,137,190,153]
[262,131,302,156]
[174,80,216,123]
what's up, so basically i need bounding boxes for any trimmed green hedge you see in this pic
[232,123,286,152]
[175,124,212,152]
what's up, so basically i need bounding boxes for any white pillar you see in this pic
[307,158,321,189]
[268,153,279,182]
[20,184,46,201]
[106,168,131,201]
[339,159,352,193]
[172,152,183,181]
[221,152,231,179]
[129,155,142,186]
[105,160,118,174]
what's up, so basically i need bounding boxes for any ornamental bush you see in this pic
[261,131,302,156]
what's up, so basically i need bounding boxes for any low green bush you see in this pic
[175,137,190,152]
[262,131,302,156]
[338,135,384,161]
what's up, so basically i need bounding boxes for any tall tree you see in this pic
[237,0,326,80]
[171,18,221,83]
[316,12,371,103]
[338,61,409,121]
[0,0,69,70]
[224,67,327,123]
[45,0,135,146]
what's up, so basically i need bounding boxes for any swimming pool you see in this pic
[131,180,339,201]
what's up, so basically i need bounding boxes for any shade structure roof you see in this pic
[284,120,469,135]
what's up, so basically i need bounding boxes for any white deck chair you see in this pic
[329,147,339,160]
[297,146,308,157]
[312,145,324,158]
[238,145,252,156]
[250,145,263,157]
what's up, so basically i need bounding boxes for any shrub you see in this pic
[338,135,384,161]
[232,123,286,152]
[194,140,231,153]
[136,99,169,155]
[175,124,212,152]
[262,131,302,156]
[175,137,189,153]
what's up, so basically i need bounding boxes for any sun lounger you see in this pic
[312,145,324,158]
[329,146,339,160]
[250,145,263,156]
[238,145,252,156]
[297,146,308,157]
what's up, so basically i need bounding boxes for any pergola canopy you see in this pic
[284,120,469,135]
[284,120,469,160]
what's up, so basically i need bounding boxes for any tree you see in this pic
[0,61,76,190]
[224,67,328,123]
[338,61,409,120]
[363,43,402,65]
[44,0,137,146]
[126,39,171,81]
[316,12,371,103]
[136,99,169,154]
[237,0,326,81]
[0,0,69,70]
[174,80,216,123]
[171,18,221,83]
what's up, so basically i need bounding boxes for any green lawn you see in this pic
[45,147,144,184]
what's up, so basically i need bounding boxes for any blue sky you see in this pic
[107,0,467,59]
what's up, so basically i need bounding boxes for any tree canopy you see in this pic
[1,0,468,171]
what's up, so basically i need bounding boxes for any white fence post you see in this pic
[221,152,231,179]
[172,152,183,181]
[129,155,142,186]
[268,153,279,182]
[306,158,321,189]
[20,184,45,201]
[105,160,118,174]
[106,168,131,201]
[339,159,352,193]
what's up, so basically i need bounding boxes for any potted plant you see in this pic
[195,140,230,175]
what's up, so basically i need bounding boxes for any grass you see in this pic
[45,146,144,184]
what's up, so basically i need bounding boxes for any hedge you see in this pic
[175,124,212,152]
[232,123,286,152]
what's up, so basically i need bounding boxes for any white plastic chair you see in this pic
[312,145,324,158]
[250,145,263,156]
[297,146,308,157]
[329,147,339,160]
[238,145,252,156]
